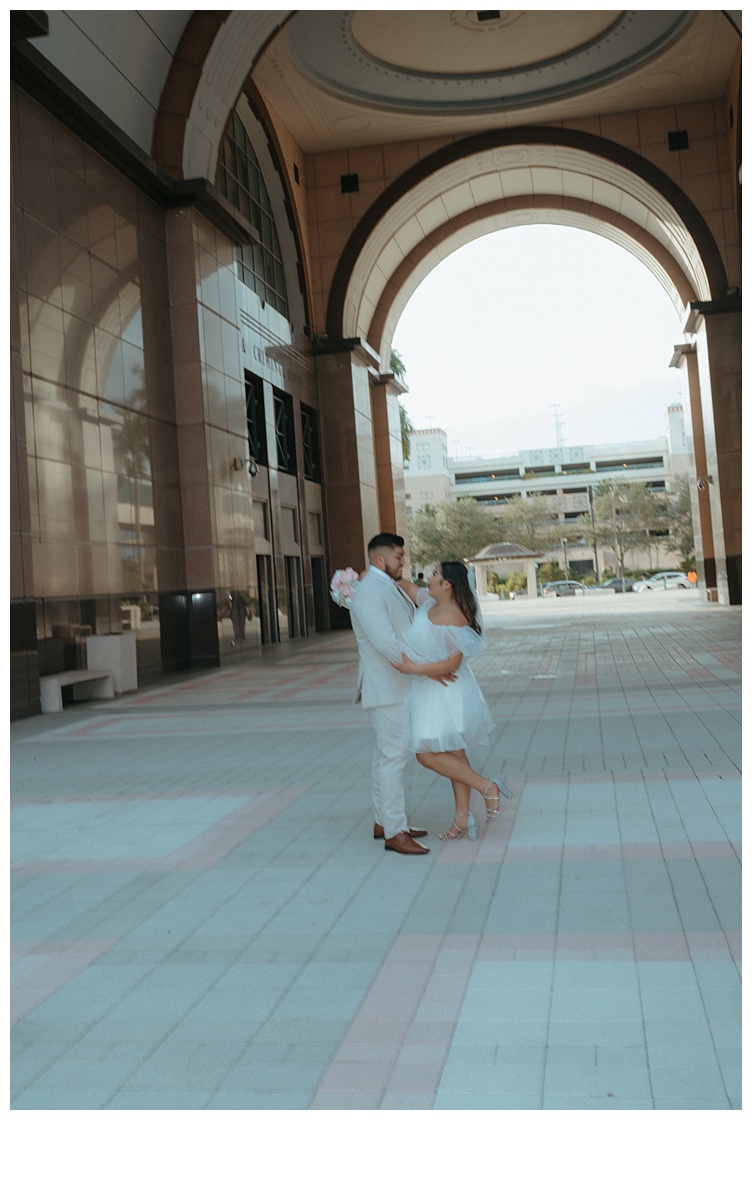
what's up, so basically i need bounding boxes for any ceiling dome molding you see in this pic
[287,10,695,115]
[326,125,729,358]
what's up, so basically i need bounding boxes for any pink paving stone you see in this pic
[357,990,426,1020]
[309,1093,384,1109]
[685,931,739,959]
[403,1021,457,1044]
[440,934,482,951]
[557,933,634,952]
[380,1094,434,1109]
[421,983,471,1006]
[342,1019,413,1044]
[478,935,556,959]
[335,1043,401,1064]
[632,933,690,960]
[316,1059,394,1092]
[385,1062,444,1093]
[388,934,443,959]
[10,939,116,1023]
[373,962,431,988]
[11,789,306,876]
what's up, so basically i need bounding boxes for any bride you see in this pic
[392,562,512,842]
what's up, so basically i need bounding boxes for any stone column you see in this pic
[160,206,221,667]
[369,372,409,539]
[526,561,539,599]
[687,300,742,604]
[10,159,40,716]
[314,338,381,588]
[671,343,716,597]
[473,562,488,596]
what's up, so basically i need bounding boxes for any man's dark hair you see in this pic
[367,532,404,553]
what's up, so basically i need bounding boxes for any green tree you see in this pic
[390,348,407,380]
[399,402,414,465]
[495,493,560,555]
[537,560,567,584]
[664,473,696,567]
[408,496,500,564]
[574,479,663,579]
[389,348,414,464]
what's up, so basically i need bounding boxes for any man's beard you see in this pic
[384,562,402,581]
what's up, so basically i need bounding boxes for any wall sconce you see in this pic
[232,457,258,477]
[696,475,713,491]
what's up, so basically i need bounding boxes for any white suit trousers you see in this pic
[367,703,409,839]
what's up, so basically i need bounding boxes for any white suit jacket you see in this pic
[350,566,417,708]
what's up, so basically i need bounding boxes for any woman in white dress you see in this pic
[392,562,512,842]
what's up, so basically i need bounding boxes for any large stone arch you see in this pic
[152,10,293,181]
[325,127,729,367]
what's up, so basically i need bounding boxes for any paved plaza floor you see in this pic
[10,589,741,1120]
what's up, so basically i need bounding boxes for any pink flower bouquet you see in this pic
[330,567,360,608]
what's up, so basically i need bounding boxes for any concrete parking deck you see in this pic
[10,589,741,1113]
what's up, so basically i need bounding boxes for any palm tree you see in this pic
[389,348,414,463]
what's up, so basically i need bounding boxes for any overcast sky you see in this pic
[393,224,688,460]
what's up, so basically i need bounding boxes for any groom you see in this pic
[350,532,455,855]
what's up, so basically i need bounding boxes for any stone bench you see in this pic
[39,669,116,714]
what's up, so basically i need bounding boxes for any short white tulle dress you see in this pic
[402,598,496,753]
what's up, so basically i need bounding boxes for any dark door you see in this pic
[256,555,277,645]
[311,557,329,632]
[285,556,306,638]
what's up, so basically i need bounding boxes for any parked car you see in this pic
[590,577,638,592]
[542,579,588,597]
[632,571,692,593]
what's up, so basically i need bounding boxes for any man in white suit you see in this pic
[350,532,455,855]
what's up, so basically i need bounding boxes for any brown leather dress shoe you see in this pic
[384,831,430,855]
[374,823,428,840]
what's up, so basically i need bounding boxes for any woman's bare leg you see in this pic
[447,751,472,832]
[416,749,501,839]
[416,749,496,800]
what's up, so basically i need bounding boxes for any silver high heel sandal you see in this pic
[439,811,478,841]
[483,780,512,821]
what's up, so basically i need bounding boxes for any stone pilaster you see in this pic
[369,372,409,540]
[314,339,381,583]
[688,300,742,604]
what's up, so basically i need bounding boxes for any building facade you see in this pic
[10,12,741,718]
[404,406,694,577]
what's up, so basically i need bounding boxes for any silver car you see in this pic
[542,579,588,597]
[632,571,692,592]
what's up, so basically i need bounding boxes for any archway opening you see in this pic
[394,224,686,455]
[396,223,696,590]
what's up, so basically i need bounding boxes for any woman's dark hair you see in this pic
[441,562,481,634]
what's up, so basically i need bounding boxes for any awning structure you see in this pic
[469,543,545,599]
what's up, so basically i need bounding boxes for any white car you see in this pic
[632,571,692,593]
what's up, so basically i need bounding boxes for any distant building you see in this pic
[404,406,692,577]
[403,428,453,519]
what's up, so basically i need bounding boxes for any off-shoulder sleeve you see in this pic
[442,624,487,660]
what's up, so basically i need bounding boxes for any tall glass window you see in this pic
[274,390,296,475]
[218,112,290,319]
[245,371,268,466]
[301,404,321,483]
